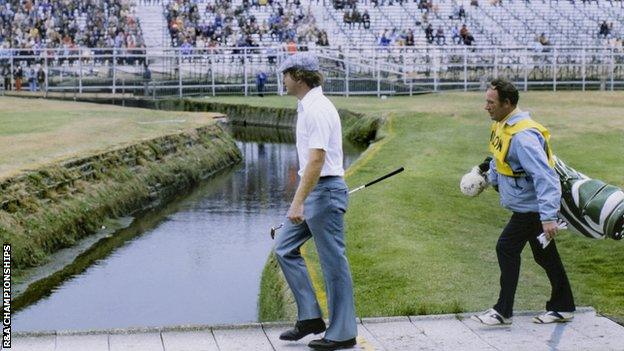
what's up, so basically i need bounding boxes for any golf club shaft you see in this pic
[271,167,405,238]
[351,167,405,193]
[348,186,364,194]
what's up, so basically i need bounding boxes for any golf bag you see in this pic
[554,156,624,240]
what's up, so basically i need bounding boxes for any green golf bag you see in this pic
[554,156,624,240]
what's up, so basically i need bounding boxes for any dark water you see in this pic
[12,125,365,332]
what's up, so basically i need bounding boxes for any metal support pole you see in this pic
[178,49,183,98]
[463,47,468,92]
[376,49,380,98]
[582,48,586,91]
[553,47,557,92]
[523,48,528,91]
[78,48,83,94]
[244,48,248,97]
[345,57,350,97]
[112,50,117,94]
[10,49,14,91]
[610,48,615,91]
[44,54,48,94]
[433,49,438,92]
[211,52,215,97]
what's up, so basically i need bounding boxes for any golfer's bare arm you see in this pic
[292,148,326,206]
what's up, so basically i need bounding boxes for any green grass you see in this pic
[0,97,221,180]
[209,92,624,319]
[258,253,297,321]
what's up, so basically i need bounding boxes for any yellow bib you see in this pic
[489,118,554,177]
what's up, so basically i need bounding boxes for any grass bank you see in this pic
[0,96,223,180]
[0,97,241,284]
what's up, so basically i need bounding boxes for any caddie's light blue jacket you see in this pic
[488,111,561,222]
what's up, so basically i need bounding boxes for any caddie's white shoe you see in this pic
[533,311,574,324]
[471,308,512,325]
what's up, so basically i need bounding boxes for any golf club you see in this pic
[270,167,405,239]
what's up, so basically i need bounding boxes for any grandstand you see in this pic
[0,0,622,96]
[0,0,146,49]
[146,0,624,48]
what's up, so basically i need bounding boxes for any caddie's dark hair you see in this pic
[284,67,324,88]
[489,78,519,106]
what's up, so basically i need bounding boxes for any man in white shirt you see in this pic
[274,52,357,350]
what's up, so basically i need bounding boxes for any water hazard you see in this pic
[13,125,365,332]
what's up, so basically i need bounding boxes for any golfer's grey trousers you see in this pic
[274,176,358,342]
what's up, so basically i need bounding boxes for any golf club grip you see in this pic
[363,167,404,188]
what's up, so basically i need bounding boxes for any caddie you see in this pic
[471,78,576,325]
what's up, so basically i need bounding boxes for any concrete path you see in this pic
[8,307,624,351]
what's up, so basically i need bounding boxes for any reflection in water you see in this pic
[12,126,364,332]
[229,125,295,144]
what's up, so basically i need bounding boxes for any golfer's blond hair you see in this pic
[284,68,324,89]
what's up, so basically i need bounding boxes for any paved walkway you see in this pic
[9,307,624,351]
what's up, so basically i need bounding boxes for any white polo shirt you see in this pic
[295,86,344,177]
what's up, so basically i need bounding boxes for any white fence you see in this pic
[1,45,623,97]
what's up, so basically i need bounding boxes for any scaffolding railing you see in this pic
[1,45,622,97]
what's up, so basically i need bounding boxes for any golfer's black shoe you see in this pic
[308,337,357,350]
[279,318,326,341]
